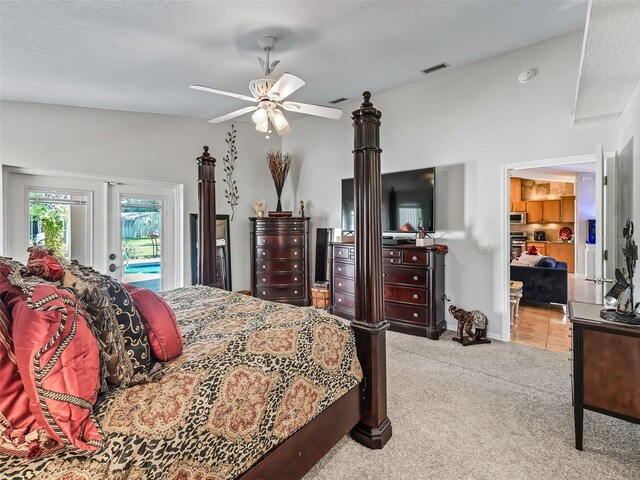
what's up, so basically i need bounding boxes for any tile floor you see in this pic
[511,274,596,352]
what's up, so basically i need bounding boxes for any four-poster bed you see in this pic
[0,93,390,479]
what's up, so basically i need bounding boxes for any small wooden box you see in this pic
[311,288,330,309]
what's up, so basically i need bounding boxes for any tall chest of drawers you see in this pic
[250,217,310,306]
[330,242,447,339]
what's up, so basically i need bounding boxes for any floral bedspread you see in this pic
[0,286,362,480]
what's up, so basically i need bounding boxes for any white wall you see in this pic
[617,80,640,289]
[575,172,596,276]
[0,101,280,289]
[283,30,618,340]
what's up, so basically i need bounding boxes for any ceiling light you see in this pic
[271,109,288,131]
[255,119,269,133]
[252,108,268,125]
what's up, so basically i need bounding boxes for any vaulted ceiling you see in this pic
[1,1,588,120]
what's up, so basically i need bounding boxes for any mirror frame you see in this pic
[190,213,232,290]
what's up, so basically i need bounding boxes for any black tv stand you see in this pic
[382,237,409,245]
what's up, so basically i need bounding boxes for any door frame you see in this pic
[2,166,183,288]
[500,153,598,342]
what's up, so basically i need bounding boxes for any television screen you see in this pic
[341,167,435,233]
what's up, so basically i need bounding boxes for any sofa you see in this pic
[510,259,568,306]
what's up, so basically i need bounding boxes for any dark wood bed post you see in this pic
[350,92,392,449]
[197,146,218,286]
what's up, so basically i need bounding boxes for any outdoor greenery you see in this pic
[30,200,69,257]
[123,238,161,260]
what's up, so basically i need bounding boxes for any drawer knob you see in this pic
[338,282,342,287]
[262,252,266,256]
[294,252,298,256]
[262,278,266,282]
[413,313,419,318]
[294,290,298,294]
[294,277,298,281]
[390,259,395,263]
[383,273,387,277]
[338,267,342,272]
[413,276,419,281]
[413,294,419,299]
[263,239,266,243]
[294,264,298,269]
[294,239,298,243]
[262,265,266,269]
[262,291,266,295]
[338,298,343,303]
[412,256,418,261]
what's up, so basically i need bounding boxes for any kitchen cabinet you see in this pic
[526,201,543,223]
[561,195,575,222]
[511,201,526,212]
[526,241,547,256]
[510,177,522,202]
[548,242,575,273]
[542,200,561,223]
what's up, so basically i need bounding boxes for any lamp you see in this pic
[252,108,268,125]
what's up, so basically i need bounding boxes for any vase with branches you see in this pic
[223,125,239,221]
[267,150,292,212]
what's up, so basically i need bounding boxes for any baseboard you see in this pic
[445,323,504,342]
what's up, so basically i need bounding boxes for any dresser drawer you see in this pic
[256,285,306,299]
[254,220,306,233]
[256,273,304,286]
[256,246,303,260]
[402,251,430,266]
[383,249,401,258]
[383,257,403,266]
[255,234,304,247]
[383,267,427,286]
[333,277,354,294]
[385,303,428,325]
[334,261,355,279]
[383,285,428,305]
[333,291,355,310]
[333,246,354,259]
[257,260,304,273]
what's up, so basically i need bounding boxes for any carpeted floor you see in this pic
[306,331,640,479]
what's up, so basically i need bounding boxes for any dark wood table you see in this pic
[569,302,640,450]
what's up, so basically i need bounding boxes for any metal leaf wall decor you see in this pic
[223,125,239,220]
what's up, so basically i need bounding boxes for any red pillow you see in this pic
[0,300,63,458]
[12,285,104,453]
[26,247,64,281]
[123,284,183,361]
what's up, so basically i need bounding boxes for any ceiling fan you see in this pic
[189,36,343,136]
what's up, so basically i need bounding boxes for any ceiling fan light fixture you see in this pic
[251,108,268,125]
[271,109,288,131]
[255,118,269,133]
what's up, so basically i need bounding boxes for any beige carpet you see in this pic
[306,331,640,479]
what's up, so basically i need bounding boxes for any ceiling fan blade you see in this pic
[189,85,256,102]
[268,73,305,101]
[281,101,343,120]
[208,106,259,124]
[268,109,292,135]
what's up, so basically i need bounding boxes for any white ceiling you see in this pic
[1,1,588,120]
[574,0,640,121]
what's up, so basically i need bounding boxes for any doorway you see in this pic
[501,150,618,348]
[3,168,182,291]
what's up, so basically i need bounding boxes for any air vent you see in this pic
[422,63,449,75]
[329,97,348,104]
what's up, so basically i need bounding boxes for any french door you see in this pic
[106,183,180,291]
[3,170,181,292]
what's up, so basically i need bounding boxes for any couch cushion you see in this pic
[123,283,183,362]
[25,247,64,282]
[537,257,558,268]
[12,284,104,454]
[516,252,543,267]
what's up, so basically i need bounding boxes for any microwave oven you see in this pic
[510,212,527,224]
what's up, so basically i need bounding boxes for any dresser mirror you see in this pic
[190,213,232,290]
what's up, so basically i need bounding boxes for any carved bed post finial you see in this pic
[197,146,218,287]
[350,92,392,449]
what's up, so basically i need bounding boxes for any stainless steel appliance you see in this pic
[510,212,527,224]
[510,231,527,259]
[534,231,546,241]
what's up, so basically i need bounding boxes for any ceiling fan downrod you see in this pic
[258,36,280,76]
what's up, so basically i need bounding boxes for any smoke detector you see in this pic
[518,69,537,83]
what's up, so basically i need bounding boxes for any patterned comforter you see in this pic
[0,286,363,480]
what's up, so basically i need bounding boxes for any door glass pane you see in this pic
[29,191,88,263]
[121,196,162,292]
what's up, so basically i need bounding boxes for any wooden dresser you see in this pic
[250,217,310,306]
[330,242,447,339]
[569,302,640,450]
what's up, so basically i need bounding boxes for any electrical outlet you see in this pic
[477,243,490,254]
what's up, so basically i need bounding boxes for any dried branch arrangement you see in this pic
[223,125,239,220]
[266,150,292,211]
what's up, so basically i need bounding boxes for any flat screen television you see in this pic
[341,167,435,233]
